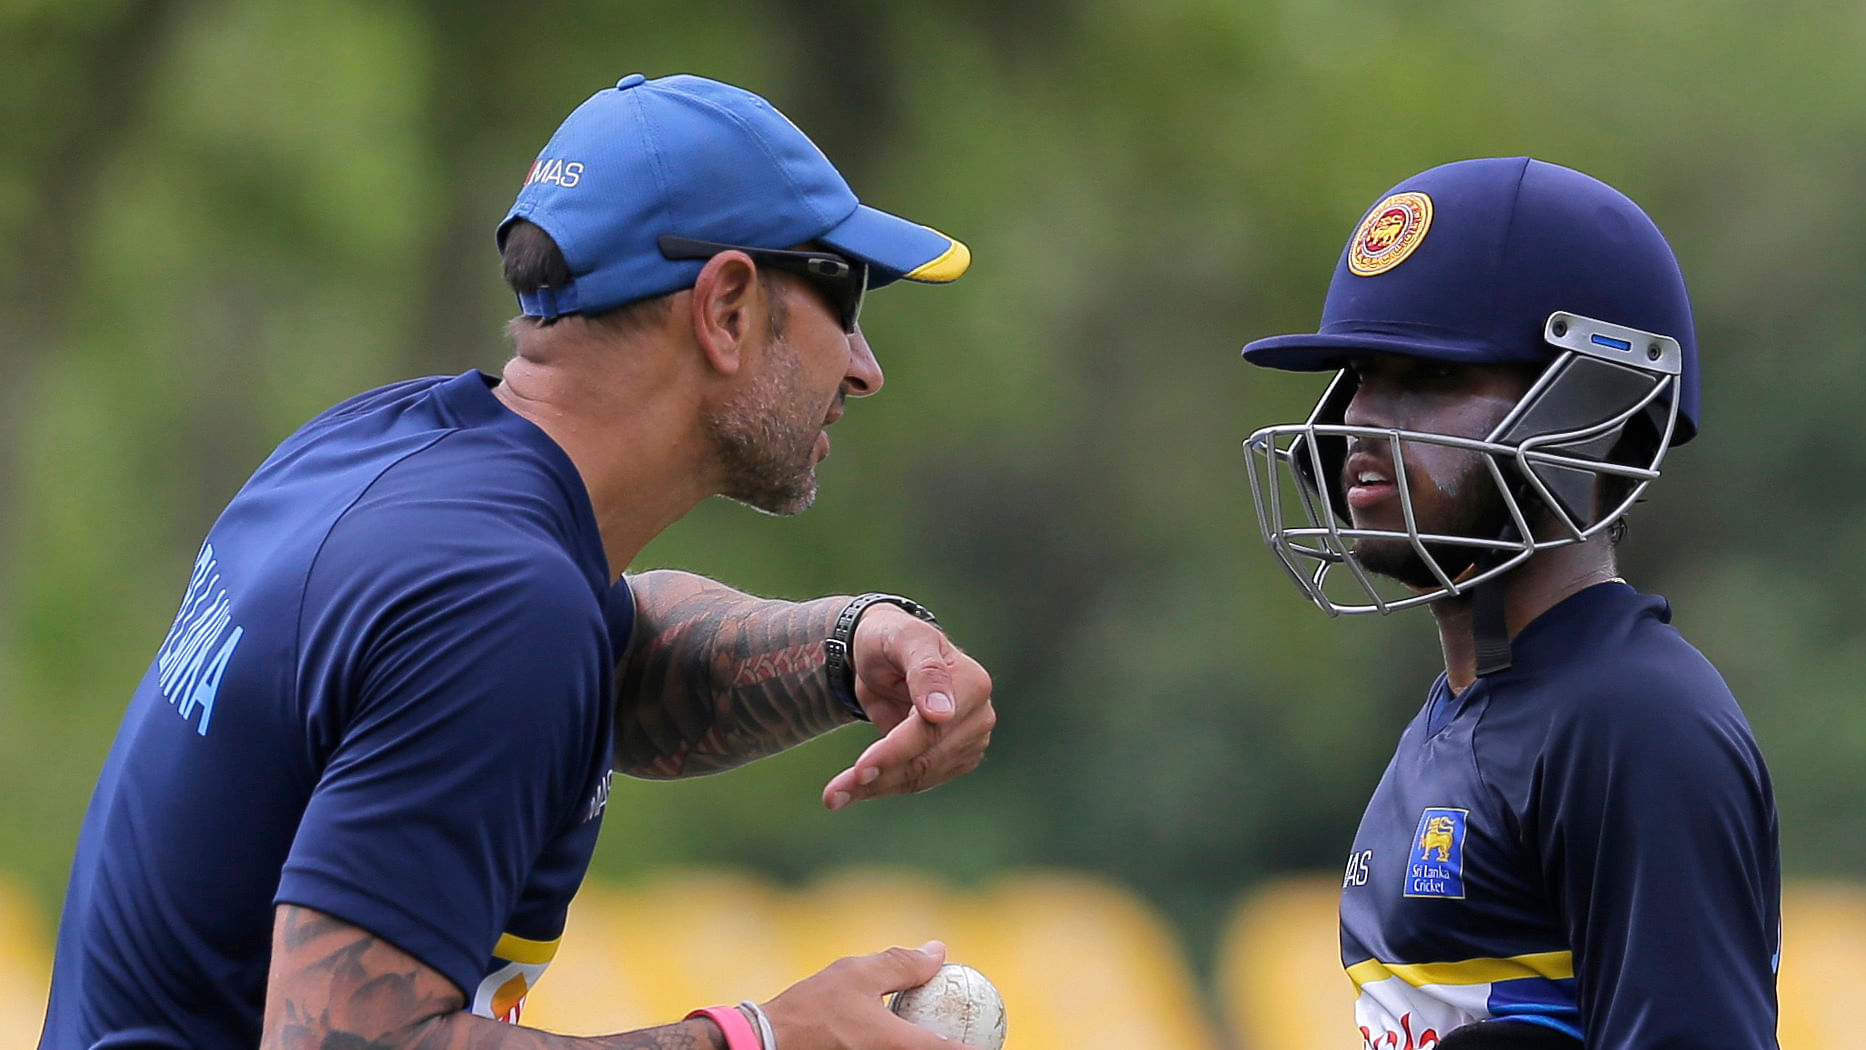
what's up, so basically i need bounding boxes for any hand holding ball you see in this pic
[889,963,1007,1050]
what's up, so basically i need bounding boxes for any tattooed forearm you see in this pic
[264,906,724,1050]
[615,570,854,778]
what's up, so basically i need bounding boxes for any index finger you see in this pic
[822,710,938,809]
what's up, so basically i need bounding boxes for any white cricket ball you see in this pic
[888,963,1007,1050]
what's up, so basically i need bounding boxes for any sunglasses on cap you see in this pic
[658,235,868,333]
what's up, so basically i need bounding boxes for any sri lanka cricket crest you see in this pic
[1349,191,1433,276]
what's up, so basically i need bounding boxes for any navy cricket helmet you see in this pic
[1240,157,1697,616]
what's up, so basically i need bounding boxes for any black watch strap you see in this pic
[823,593,939,721]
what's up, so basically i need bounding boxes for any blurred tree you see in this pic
[5,0,1865,990]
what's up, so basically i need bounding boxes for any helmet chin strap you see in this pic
[1471,571,1514,677]
[1410,546,1515,677]
[1450,527,1519,678]
[1419,554,1515,677]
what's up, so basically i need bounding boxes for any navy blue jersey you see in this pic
[41,371,631,1049]
[1339,582,1778,1049]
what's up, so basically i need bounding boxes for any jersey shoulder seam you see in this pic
[290,425,467,735]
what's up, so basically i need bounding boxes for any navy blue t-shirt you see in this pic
[40,371,632,1049]
[1338,582,1779,1049]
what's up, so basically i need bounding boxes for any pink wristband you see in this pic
[686,1005,761,1050]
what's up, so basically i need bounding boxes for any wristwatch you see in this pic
[823,593,940,720]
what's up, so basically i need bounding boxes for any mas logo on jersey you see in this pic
[1404,807,1468,899]
[1349,191,1433,276]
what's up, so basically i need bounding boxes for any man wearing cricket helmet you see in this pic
[1241,157,1779,1048]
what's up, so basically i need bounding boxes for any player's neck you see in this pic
[1431,539,1621,694]
[494,344,716,580]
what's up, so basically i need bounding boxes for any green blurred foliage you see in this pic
[4,0,1864,980]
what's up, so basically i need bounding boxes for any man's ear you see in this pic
[687,252,761,377]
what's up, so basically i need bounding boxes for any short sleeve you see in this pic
[1535,657,1779,1049]
[276,512,608,1000]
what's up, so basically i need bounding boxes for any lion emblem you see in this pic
[1418,815,1457,862]
[1365,208,1408,253]
[1348,191,1434,275]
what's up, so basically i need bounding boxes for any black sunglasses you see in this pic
[658,235,868,334]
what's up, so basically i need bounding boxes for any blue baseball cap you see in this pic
[1243,157,1699,443]
[498,73,971,318]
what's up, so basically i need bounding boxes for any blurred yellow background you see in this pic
[6,871,1862,1048]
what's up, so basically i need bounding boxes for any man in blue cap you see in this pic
[41,74,994,1050]
[1240,158,1778,1048]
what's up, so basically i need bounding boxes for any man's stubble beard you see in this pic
[703,313,830,517]
[1351,453,1511,590]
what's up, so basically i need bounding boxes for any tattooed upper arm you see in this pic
[262,903,462,1050]
[261,905,725,1050]
[615,570,853,779]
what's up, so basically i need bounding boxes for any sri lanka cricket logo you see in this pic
[1404,807,1467,899]
[1349,191,1433,276]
